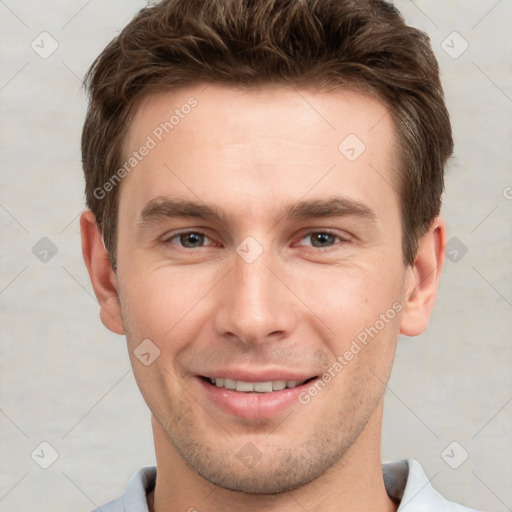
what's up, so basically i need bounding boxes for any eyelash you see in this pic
[162,229,349,251]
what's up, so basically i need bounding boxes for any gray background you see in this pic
[0,0,511,510]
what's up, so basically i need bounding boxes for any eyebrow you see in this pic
[138,196,377,229]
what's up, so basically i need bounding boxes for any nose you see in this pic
[212,245,300,346]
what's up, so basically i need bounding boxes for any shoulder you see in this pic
[90,466,156,512]
[384,458,483,512]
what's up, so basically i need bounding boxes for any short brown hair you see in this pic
[81,0,453,268]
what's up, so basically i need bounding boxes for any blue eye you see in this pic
[162,230,346,252]
[300,232,343,248]
[167,231,211,249]
[308,232,338,247]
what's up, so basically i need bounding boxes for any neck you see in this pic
[149,403,397,512]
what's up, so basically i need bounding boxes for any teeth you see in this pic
[224,378,236,390]
[254,381,273,392]
[236,380,254,392]
[208,377,306,393]
[272,380,286,391]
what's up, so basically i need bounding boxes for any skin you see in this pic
[81,83,445,512]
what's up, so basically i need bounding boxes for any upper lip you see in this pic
[198,369,318,382]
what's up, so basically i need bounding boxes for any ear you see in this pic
[400,216,446,337]
[80,210,125,335]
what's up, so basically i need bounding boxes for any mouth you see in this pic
[196,373,318,421]
[200,376,317,393]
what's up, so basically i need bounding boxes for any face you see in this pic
[95,84,420,493]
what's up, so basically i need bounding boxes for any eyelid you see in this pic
[162,228,217,246]
[160,228,351,250]
[294,229,351,245]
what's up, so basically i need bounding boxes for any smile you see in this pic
[204,377,313,393]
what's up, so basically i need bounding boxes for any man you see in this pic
[79,0,481,510]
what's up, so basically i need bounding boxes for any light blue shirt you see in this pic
[92,459,483,511]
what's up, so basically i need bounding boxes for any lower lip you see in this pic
[197,377,317,420]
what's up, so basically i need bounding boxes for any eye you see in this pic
[164,230,214,249]
[297,231,346,249]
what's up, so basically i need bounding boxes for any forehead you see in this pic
[120,83,398,224]
[126,83,394,152]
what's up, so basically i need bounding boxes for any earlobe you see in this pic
[399,217,446,337]
[80,210,125,335]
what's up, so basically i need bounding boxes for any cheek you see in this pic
[119,270,197,409]
[294,261,404,336]
[293,263,404,386]
[308,273,402,395]
[118,263,217,350]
